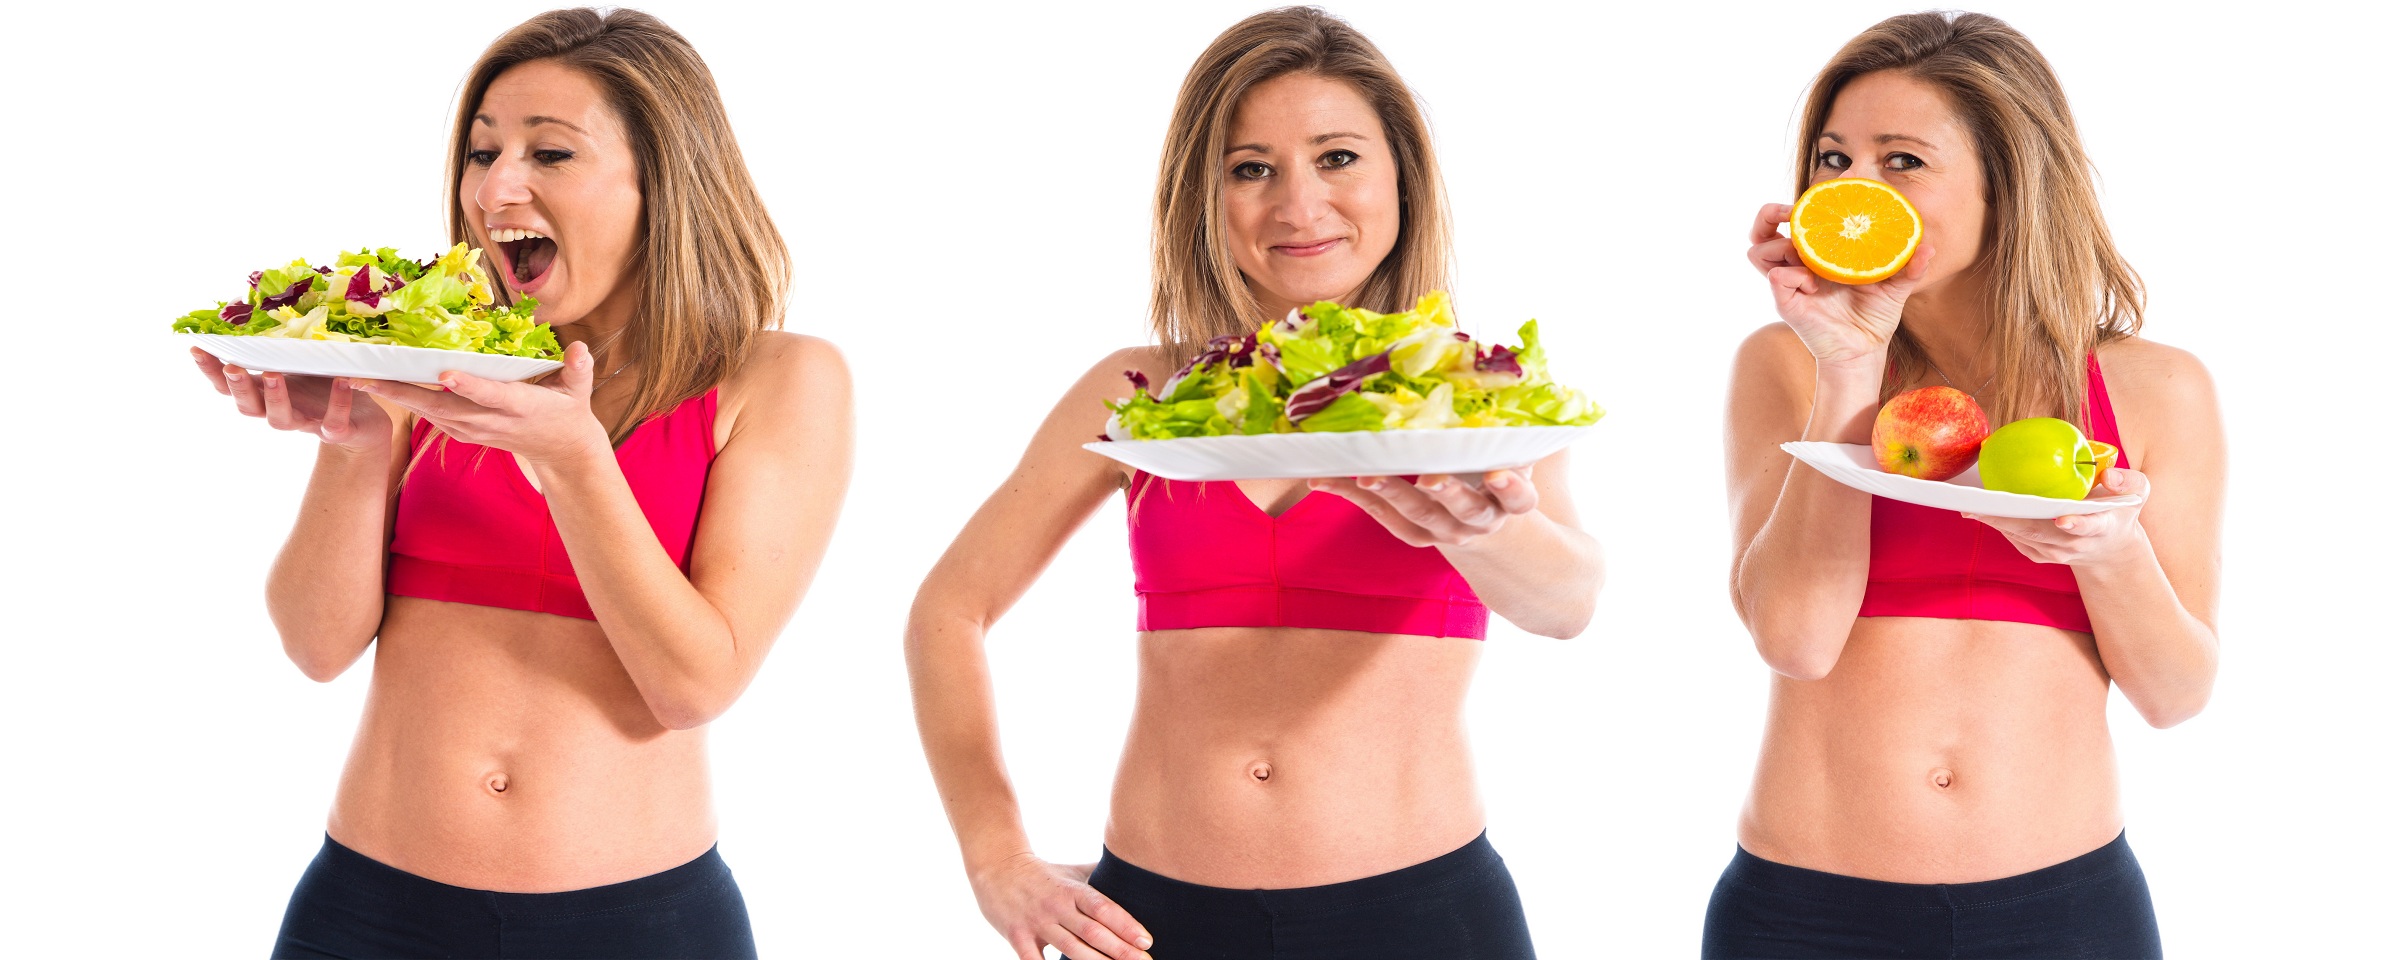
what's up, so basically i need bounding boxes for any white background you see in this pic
[3,0,2391,955]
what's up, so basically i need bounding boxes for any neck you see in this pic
[1250,281,1369,327]
[1898,272,1996,385]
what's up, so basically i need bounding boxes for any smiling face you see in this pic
[460,59,644,330]
[1221,72,1401,319]
[1810,69,1987,295]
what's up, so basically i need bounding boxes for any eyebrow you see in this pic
[472,113,590,135]
[1819,132,1938,149]
[1225,131,1372,155]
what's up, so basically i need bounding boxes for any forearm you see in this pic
[1733,364,1881,676]
[534,448,743,729]
[905,610,1036,876]
[265,442,396,680]
[2077,533,2220,727]
[1441,512,1600,638]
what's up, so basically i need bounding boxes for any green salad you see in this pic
[172,243,560,359]
[1106,292,1603,439]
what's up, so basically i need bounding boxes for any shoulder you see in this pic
[1062,345,1175,406]
[1732,322,1813,377]
[719,331,852,432]
[2096,335,2215,412]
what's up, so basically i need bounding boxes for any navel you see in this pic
[1929,768,1955,791]
[486,773,511,795]
[1247,760,1273,784]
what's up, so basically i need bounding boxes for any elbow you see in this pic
[2134,684,2215,730]
[646,686,737,731]
[1761,641,1839,681]
[282,633,368,683]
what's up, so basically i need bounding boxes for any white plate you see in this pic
[181,333,563,385]
[1781,441,2141,520]
[1085,424,1599,481]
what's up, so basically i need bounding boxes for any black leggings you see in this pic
[1701,830,2161,959]
[271,835,756,959]
[1085,831,1537,960]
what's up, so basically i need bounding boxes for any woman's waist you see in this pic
[1104,727,1482,888]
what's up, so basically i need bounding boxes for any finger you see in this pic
[1078,889,1154,956]
[1363,476,1466,540]
[1878,243,1938,298]
[1042,924,1110,960]
[1767,265,1819,299]
[1750,202,1793,245]
[225,365,266,417]
[1008,937,1045,960]
[1065,906,1148,960]
[438,370,512,410]
[1483,469,1540,515]
[192,349,232,395]
[1748,236,1799,277]
[356,379,479,420]
[1419,474,1503,529]
[320,378,357,443]
[2100,467,2149,498]
[559,339,595,400]
[260,373,305,431]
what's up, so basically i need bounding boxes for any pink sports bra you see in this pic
[1859,356,2127,633]
[1126,473,1488,639]
[386,390,719,620]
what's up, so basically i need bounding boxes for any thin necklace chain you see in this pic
[579,328,637,386]
[1927,357,1995,397]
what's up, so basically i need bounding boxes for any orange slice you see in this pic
[1791,178,1923,285]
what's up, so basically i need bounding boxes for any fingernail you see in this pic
[1359,477,1382,490]
[1424,479,1449,492]
[224,370,243,381]
[1138,937,1154,949]
[2060,518,2078,531]
[1490,473,1513,490]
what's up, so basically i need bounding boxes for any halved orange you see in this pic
[1791,178,1922,285]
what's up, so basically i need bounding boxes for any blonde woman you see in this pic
[190,9,851,957]
[908,8,1598,960]
[1710,11,2222,958]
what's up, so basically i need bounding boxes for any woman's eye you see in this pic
[1232,160,1272,181]
[1816,150,1851,171]
[466,149,499,167]
[1321,149,1360,168]
[534,150,574,165]
[1885,153,1924,171]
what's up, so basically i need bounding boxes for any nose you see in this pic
[472,154,533,216]
[1267,167,1334,227]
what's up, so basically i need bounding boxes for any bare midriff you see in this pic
[1740,616,2123,884]
[325,596,717,893]
[1105,626,1485,889]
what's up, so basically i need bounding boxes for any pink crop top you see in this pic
[1126,473,1488,639]
[1859,356,2126,633]
[386,389,719,620]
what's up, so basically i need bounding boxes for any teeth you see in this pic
[488,227,549,243]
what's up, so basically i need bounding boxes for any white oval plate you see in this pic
[1085,424,1600,481]
[1782,441,2141,520]
[181,333,562,385]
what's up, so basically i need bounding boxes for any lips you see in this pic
[1271,238,1344,257]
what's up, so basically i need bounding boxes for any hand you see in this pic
[1309,468,1539,548]
[352,340,608,465]
[192,347,390,452]
[970,853,1153,960]
[1965,468,2152,567]
[1747,202,1937,369]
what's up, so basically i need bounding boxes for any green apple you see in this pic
[1978,418,2118,500]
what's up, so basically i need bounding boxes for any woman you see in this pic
[190,9,851,957]
[1710,11,2222,959]
[907,8,1600,960]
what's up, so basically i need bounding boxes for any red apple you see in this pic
[1872,386,1990,480]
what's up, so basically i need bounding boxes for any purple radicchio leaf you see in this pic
[344,268,380,308]
[1171,332,1261,382]
[1258,340,1282,373]
[314,266,333,275]
[382,270,409,294]
[246,270,264,290]
[1094,433,1113,442]
[1285,350,1392,422]
[219,302,255,327]
[1123,369,1152,397]
[1474,344,1523,378]
[259,277,314,311]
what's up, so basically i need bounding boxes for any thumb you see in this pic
[1879,243,1938,299]
[561,340,596,400]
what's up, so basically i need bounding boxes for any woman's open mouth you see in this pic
[490,227,559,292]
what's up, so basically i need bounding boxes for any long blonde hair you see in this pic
[1798,11,2143,427]
[1151,6,1451,363]
[448,8,790,441]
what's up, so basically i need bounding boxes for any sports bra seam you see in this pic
[386,554,577,577]
[1862,576,2084,596]
[1139,586,1483,604]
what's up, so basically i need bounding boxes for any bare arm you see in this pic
[193,350,409,682]
[359,334,854,730]
[1724,203,1936,678]
[906,350,1156,960]
[1311,455,1601,638]
[1967,343,2225,726]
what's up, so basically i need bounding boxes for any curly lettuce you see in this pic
[171,244,559,359]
